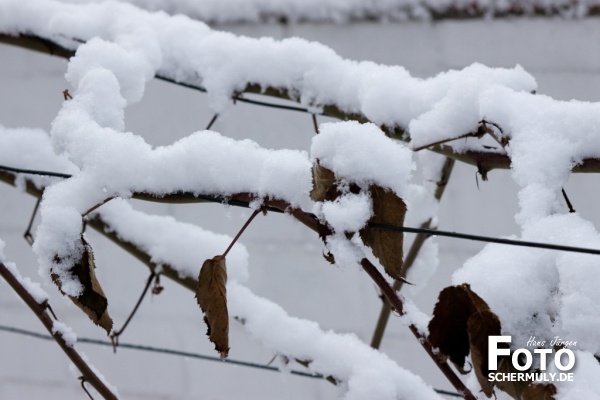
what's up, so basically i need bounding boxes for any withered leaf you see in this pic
[428,284,495,371]
[310,160,406,279]
[522,383,557,400]
[52,235,113,333]
[429,284,543,400]
[196,255,229,359]
[359,185,406,280]
[309,163,337,202]
[468,310,502,398]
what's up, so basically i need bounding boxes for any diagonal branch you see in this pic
[0,262,118,400]
[370,157,455,349]
[359,258,476,400]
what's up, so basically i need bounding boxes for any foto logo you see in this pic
[487,335,576,383]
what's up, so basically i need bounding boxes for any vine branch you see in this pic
[0,262,118,400]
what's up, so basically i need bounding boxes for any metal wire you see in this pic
[2,164,600,257]
[0,324,461,397]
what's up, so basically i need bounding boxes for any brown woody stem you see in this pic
[222,207,262,257]
[370,157,455,349]
[0,262,119,400]
[359,259,475,400]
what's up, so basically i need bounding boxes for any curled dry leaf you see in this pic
[429,284,553,400]
[428,284,481,370]
[468,310,502,397]
[359,185,406,280]
[196,255,229,359]
[52,235,113,333]
[309,163,337,202]
[310,161,406,279]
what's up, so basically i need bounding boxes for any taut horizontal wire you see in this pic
[155,75,311,113]
[0,164,71,178]
[370,223,600,256]
[0,324,461,397]
[2,164,600,257]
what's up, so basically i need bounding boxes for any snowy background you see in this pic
[2,2,600,399]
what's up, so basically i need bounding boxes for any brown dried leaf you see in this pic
[428,284,494,371]
[428,285,474,369]
[359,185,406,280]
[309,163,337,202]
[468,310,502,398]
[52,235,113,333]
[522,383,557,400]
[429,284,550,400]
[196,255,229,358]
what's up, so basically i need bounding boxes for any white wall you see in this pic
[1,18,600,399]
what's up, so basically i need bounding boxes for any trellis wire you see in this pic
[0,324,461,397]
[2,164,600,257]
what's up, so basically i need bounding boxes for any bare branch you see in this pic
[0,262,119,400]
[359,258,476,400]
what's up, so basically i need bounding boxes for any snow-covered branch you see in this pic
[0,244,118,400]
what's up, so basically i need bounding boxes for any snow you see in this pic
[0,1,536,121]
[52,321,77,347]
[479,87,600,224]
[312,121,414,197]
[408,63,536,152]
[0,125,78,189]
[319,192,373,234]
[228,281,443,400]
[453,213,600,365]
[555,350,600,399]
[449,83,600,392]
[98,199,250,282]
[401,298,431,335]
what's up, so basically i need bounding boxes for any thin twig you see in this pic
[205,113,219,130]
[45,302,59,320]
[412,131,482,152]
[23,196,41,246]
[311,114,319,134]
[562,188,576,213]
[83,197,115,217]
[110,272,156,352]
[222,207,263,257]
[80,377,95,400]
[0,262,119,400]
